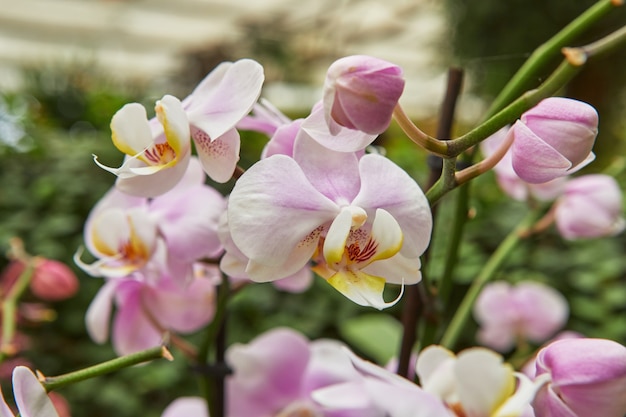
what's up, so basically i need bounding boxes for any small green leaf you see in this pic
[338,313,402,365]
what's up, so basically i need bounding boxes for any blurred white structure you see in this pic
[0,0,481,118]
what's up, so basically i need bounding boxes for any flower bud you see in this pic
[533,338,626,417]
[510,97,598,184]
[554,174,625,240]
[323,55,404,135]
[30,259,79,301]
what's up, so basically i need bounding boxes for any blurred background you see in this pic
[0,0,625,416]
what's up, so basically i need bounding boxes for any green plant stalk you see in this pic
[42,345,171,392]
[0,262,35,362]
[439,210,543,349]
[198,274,230,417]
[485,0,622,119]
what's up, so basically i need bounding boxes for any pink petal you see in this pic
[85,280,119,344]
[228,155,338,267]
[352,154,432,258]
[193,127,240,183]
[161,397,207,417]
[12,366,59,417]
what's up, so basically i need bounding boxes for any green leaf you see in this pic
[338,313,402,365]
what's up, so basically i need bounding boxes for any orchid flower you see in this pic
[76,157,226,283]
[0,366,59,417]
[94,95,192,198]
[473,281,569,352]
[86,267,217,356]
[94,59,264,196]
[227,130,432,309]
[416,345,549,417]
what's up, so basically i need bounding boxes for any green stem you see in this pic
[485,0,622,119]
[0,261,35,362]
[447,59,581,156]
[439,210,543,349]
[198,274,230,417]
[42,345,172,392]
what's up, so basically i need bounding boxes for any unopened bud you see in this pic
[30,259,79,301]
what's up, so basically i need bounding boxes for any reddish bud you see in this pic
[30,259,79,301]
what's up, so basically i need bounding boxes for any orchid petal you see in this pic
[110,103,153,157]
[244,234,318,282]
[361,252,421,285]
[187,59,264,140]
[416,345,457,402]
[228,155,338,267]
[114,150,192,197]
[0,386,13,417]
[156,95,190,158]
[352,154,432,257]
[85,280,119,344]
[367,209,404,263]
[12,367,59,417]
[300,105,377,152]
[323,207,361,265]
[161,397,208,417]
[326,269,401,310]
[511,121,573,184]
[293,131,362,203]
[455,348,516,417]
[193,127,240,183]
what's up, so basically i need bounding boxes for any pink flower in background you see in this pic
[0,366,59,417]
[86,268,217,356]
[227,132,432,309]
[533,338,626,417]
[76,158,226,283]
[480,127,567,202]
[554,174,625,240]
[510,97,598,184]
[323,55,405,135]
[473,281,568,352]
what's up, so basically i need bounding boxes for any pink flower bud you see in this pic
[510,97,598,184]
[30,259,79,301]
[533,338,626,417]
[323,55,405,135]
[554,174,625,240]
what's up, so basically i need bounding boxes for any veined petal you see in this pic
[12,367,59,417]
[455,348,516,417]
[111,102,154,158]
[326,269,402,310]
[228,155,338,267]
[193,127,240,183]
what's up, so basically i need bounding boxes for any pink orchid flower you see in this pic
[76,157,226,283]
[510,97,598,184]
[480,127,567,202]
[554,174,625,240]
[473,281,569,352]
[86,267,217,356]
[94,59,264,196]
[533,338,626,417]
[227,131,432,309]
[0,366,59,417]
[323,55,405,135]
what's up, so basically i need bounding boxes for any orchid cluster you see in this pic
[2,1,626,417]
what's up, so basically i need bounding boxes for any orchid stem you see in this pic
[439,210,543,349]
[41,345,172,392]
